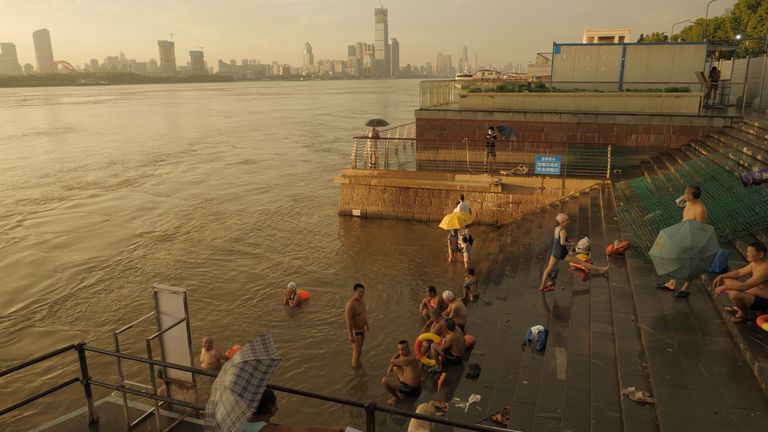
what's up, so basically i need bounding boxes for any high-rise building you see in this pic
[303,42,314,68]
[89,58,99,71]
[157,40,176,74]
[462,45,469,72]
[0,42,23,75]
[32,29,54,72]
[189,50,206,74]
[374,7,390,77]
[390,38,399,78]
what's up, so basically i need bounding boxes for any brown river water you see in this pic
[0,80,508,431]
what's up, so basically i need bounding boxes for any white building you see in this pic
[583,29,631,44]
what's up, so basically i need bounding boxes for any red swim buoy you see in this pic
[297,290,311,301]
[464,335,476,349]
[414,333,442,367]
[225,345,241,358]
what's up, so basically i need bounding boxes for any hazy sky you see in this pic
[2,0,737,69]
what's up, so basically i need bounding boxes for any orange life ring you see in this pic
[414,333,442,367]
[756,314,768,331]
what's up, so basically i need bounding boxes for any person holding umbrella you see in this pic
[655,186,708,298]
[238,388,345,432]
[364,119,388,169]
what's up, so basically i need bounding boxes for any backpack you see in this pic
[523,325,549,351]
[709,249,730,274]
[606,240,630,256]
[575,237,591,253]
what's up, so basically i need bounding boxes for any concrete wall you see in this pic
[457,91,702,114]
[415,109,737,167]
[552,45,623,90]
[335,169,599,225]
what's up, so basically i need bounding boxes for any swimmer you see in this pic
[199,336,229,371]
[345,283,368,369]
[283,281,299,307]
[463,268,478,302]
[441,290,468,334]
[381,340,421,404]
[428,319,466,373]
[418,285,445,320]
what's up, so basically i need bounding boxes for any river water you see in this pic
[0,80,507,431]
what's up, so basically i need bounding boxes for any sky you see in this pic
[1,0,737,69]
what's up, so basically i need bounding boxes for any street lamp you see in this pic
[671,19,694,42]
[703,0,720,41]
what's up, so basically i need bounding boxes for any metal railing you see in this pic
[1,343,520,432]
[352,129,612,179]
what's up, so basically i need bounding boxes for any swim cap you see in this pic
[288,282,297,290]
[442,290,455,301]
[556,214,569,223]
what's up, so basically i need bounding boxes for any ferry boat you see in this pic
[75,78,110,86]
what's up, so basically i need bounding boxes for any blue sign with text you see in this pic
[535,155,561,175]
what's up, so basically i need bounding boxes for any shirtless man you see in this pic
[199,336,228,371]
[418,286,446,321]
[283,281,299,307]
[429,319,466,373]
[381,340,422,404]
[713,241,768,323]
[345,283,369,368]
[442,290,468,333]
[421,308,447,337]
[656,185,708,297]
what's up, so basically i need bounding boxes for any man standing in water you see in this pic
[345,283,368,368]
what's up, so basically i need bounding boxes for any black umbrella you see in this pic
[496,125,518,140]
[365,118,390,127]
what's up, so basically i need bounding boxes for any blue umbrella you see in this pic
[496,125,518,140]
[649,220,720,280]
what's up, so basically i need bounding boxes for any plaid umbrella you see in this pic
[204,333,281,432]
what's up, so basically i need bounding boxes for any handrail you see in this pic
[2,343,522,432]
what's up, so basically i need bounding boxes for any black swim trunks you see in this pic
[750,295,768,312]
[444,351,462,364]
[353,329,365,337]
[398,383,420,395]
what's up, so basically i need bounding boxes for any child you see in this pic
[463,268,478,302]
[459,235,472,269]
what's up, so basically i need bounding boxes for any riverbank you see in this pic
[0,72,234,88]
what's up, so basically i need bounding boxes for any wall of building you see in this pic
[335,169,600,225]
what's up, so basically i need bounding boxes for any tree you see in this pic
[638,32,668,43]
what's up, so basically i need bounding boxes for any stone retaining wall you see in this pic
[335,169,600,225]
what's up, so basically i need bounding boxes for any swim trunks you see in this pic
[398,382,420,395]
[353,329,365,337]
[444,351,462,364]
[750,295,768,312]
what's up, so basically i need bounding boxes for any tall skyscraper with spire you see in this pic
[374,7,390,78]
[32,29,54,72]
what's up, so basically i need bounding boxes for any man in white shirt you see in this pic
[454,194,471,214]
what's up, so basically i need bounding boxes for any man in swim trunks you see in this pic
[381,340,422,404]
[345,283,369,368]
[713,241,768,323]
[421,308,447,337]
[283,281,299,307]
[429,319,466,373]
[447,229,460,263]
[442,290,468,333]
[199,336,229,371]
[419,285,446,320]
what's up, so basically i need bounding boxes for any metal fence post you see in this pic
[75,342,99,425]
[364,402,377,432]
[607,144,612,179]
[741,57,751,116]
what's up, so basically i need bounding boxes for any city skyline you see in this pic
[2,0,737,70]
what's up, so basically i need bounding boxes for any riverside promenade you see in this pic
[381,184,768,432]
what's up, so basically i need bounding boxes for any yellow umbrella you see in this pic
[438,211,474,230]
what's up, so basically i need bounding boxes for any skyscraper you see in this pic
[189,50,206,74]
[303,42,314,68]
[0,43,23,75]
[157,40,176,74]
[374,7,390,77]
[32,29,54,72]
[390,38,399,78]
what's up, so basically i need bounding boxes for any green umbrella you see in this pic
[649,220,720,280]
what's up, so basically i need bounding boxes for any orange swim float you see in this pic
[464,335,476,349]
[756,314,768,331]
[414,333,442,367]
[225,345,241,358]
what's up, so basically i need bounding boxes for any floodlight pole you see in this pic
[671,19,693,42]
[703,0,719,41]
